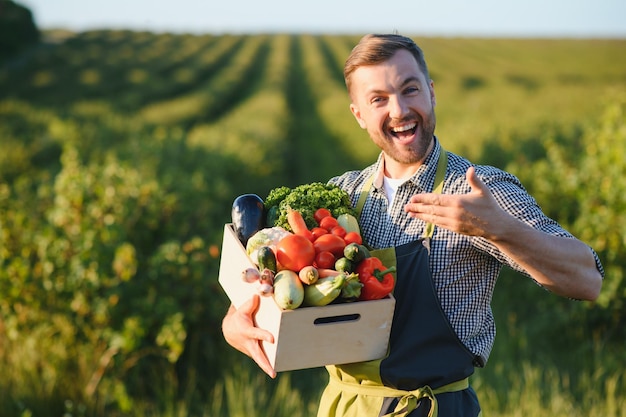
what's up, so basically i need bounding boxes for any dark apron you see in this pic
[317,151,482,417]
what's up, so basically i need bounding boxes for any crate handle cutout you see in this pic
[314,313,361,325]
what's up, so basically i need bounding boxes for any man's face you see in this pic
[349,49,436,170]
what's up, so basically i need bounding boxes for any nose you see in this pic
[389,95,409,120]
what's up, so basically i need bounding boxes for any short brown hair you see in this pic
[343,34,430,94]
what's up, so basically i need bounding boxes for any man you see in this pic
[222,34,603,416]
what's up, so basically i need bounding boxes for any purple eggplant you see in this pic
[231,193,265,245]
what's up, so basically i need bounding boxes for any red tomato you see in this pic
[275,234,316,272]
[313,233,346,257]
[314,208,332,224]
[311,227,328,240]
[319,216,339,231]
[344,231,363,245]
[314,251,336,269]
[331,226,347,239]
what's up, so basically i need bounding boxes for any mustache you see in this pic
[386,115,420,126]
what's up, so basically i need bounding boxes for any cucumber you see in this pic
[343,243,370,263]
[359,244,371,259]
[257,246,277,273]
[273,270,304,310]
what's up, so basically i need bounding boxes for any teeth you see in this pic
[392,123,416,133]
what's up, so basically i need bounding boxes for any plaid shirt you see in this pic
[329,138,603,365]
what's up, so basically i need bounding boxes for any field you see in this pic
[1,31,625,416]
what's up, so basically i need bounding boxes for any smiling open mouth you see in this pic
[390,122,417,139]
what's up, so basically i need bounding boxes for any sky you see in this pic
[19,0,626,38]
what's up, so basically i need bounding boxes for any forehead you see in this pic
[350,49,426,95]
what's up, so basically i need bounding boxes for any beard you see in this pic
[373,108,437,165]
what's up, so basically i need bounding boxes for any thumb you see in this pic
[466,166,486,193]
[240,294,261,316]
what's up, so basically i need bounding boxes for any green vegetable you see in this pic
[344,243,369,263]
[337,213,361,235]
[302,275,345,307]
[273,270,304,310]
[264,186,292,210]
[257,246,277,273]
[340,272,363,301]
[264,182,356,231]
[358,244,371,259]
[334,257,353,273]
[245,227,291,260]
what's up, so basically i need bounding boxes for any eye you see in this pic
[370,96,387,105]
[404,86,420,95]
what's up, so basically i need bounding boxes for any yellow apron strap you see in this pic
[355,150,448,240]
[423,150,448,239]
[355,174,374,215]
[327,376,469,417]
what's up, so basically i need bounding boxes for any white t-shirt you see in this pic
[382,176,408,214]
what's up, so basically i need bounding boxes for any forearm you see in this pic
[490,217,602,300]
[404,166,603,300]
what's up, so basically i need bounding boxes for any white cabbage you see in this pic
[245,227,291,261]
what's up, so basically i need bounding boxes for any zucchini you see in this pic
[273,270,304,310]
[343,243,370,263]
[257,246,277,273]
[358,244,371,260]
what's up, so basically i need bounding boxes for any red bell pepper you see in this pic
[356,257,396,300]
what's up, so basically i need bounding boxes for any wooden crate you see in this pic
[218,224,395,372]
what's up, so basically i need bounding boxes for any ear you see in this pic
[350,103,367,129]
[429,79,436,108]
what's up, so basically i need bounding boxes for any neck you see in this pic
[382,140,435,179]
[383,159,420,179]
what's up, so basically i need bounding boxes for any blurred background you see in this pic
[1,1,625,416]
[17,0,626,37]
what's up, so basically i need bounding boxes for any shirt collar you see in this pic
[372,137,442,193]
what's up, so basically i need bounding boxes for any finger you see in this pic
[238,295,274,344]
[244,333,277,378]
[258,361,277,379]
[245,326,275,344]
[247,341,277,378]
[253,351,277,379]
[466,166,487,193]
[407,192,443,205]
[404,195,449,218]
[404,205,446,227]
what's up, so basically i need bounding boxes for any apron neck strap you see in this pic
[356,149,448,239]
[424,150,447,238]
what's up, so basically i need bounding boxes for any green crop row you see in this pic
[0,31,625,416]
[297,35,378,166]
[136,35,253,125]
[187,34,292,192]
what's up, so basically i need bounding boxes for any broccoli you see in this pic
[264,186,291,210]
[264,182,356,231]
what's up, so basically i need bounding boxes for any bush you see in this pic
[0,0,40,60]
